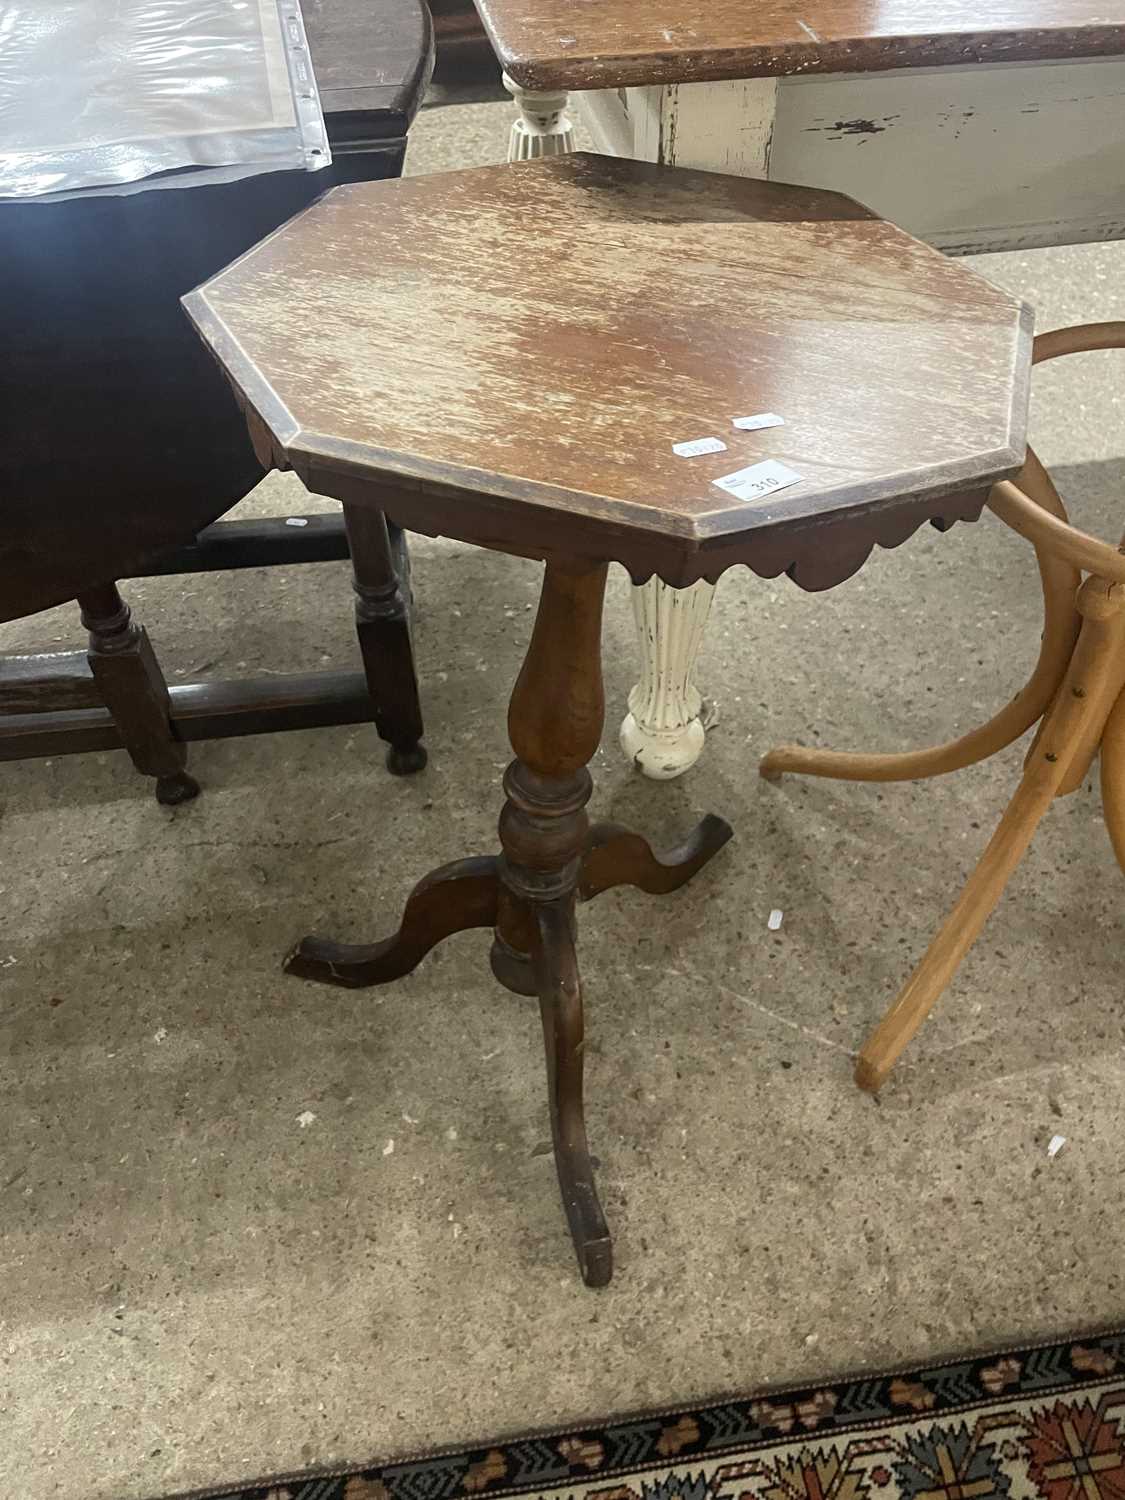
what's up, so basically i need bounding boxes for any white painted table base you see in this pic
[503,73,575,160]
[620,577,715,778]
[506,56,1125,776]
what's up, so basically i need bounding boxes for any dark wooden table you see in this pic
[0,0,434,788]
[479,0,1125,88]
[185,153,1031,1282]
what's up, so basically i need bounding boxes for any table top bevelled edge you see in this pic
[474,0,1125,92]
[183,282,1031,595]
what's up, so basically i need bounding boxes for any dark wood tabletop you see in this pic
[185,154,1031,592]
[475,0,1125,90]
[304,0,432,141]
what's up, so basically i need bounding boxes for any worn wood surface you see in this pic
[186,152,1030,591]
[476,0,1125,90]
[0,653,105,715]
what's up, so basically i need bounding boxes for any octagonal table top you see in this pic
[185,153,1031,590]
[475,0,1125,90]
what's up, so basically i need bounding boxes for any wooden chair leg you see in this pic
[342,505,426,775]
[856,574,1125,1091]
[761,449,1082,787]
[1101,686,1125,874]
[78,582,199,805]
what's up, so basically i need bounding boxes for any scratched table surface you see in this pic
[476,0,1125,89]
[184,154,1031,590]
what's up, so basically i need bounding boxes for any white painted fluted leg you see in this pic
[620,578,716,779]
[504,80,711,780]
[504,73,576,161]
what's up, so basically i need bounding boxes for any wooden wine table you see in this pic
[185,153,1030,1283]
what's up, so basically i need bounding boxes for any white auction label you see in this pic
[712,459,803,503]
[733,412,784,431]
[672,436,727,458]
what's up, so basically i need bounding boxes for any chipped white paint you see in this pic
[581,78,777,177]
[383,1138,395,1156]
[767,909,784,931]
[296,1110,317,1128]
[504,73,575,161]
[769,57,1125,253]
[580,59,1125,256]
[153,1026,168,1043]
[620,577,714,778]
[1047,1134,1067,1159]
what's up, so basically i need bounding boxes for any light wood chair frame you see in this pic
[761,322,1125,1091]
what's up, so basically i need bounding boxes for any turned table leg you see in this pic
[488,558,612,1282]
[343,504,426,775]
[79,582,199,806]
[285,555,731,1284]
[504,74,575,161]
[620,577,716,779]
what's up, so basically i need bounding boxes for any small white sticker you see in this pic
[733,412,785,431]
[285,516,309,527]
[713,459,803,504]
[672,436,727,458]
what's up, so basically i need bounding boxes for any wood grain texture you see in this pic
[475,0,1125,90]
[186,153,1030,591]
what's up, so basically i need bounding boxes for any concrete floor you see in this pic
[3,103,1124,1500]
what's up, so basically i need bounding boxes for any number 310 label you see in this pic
[712,459,803,504]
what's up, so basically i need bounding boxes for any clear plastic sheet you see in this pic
[0,0,329,200]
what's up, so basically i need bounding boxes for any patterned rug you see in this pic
[170,1329,1125,1500]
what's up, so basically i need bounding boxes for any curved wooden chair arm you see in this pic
[988,321,1125,582]
[989,480,1125,584]
[1032,320,1125,365]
